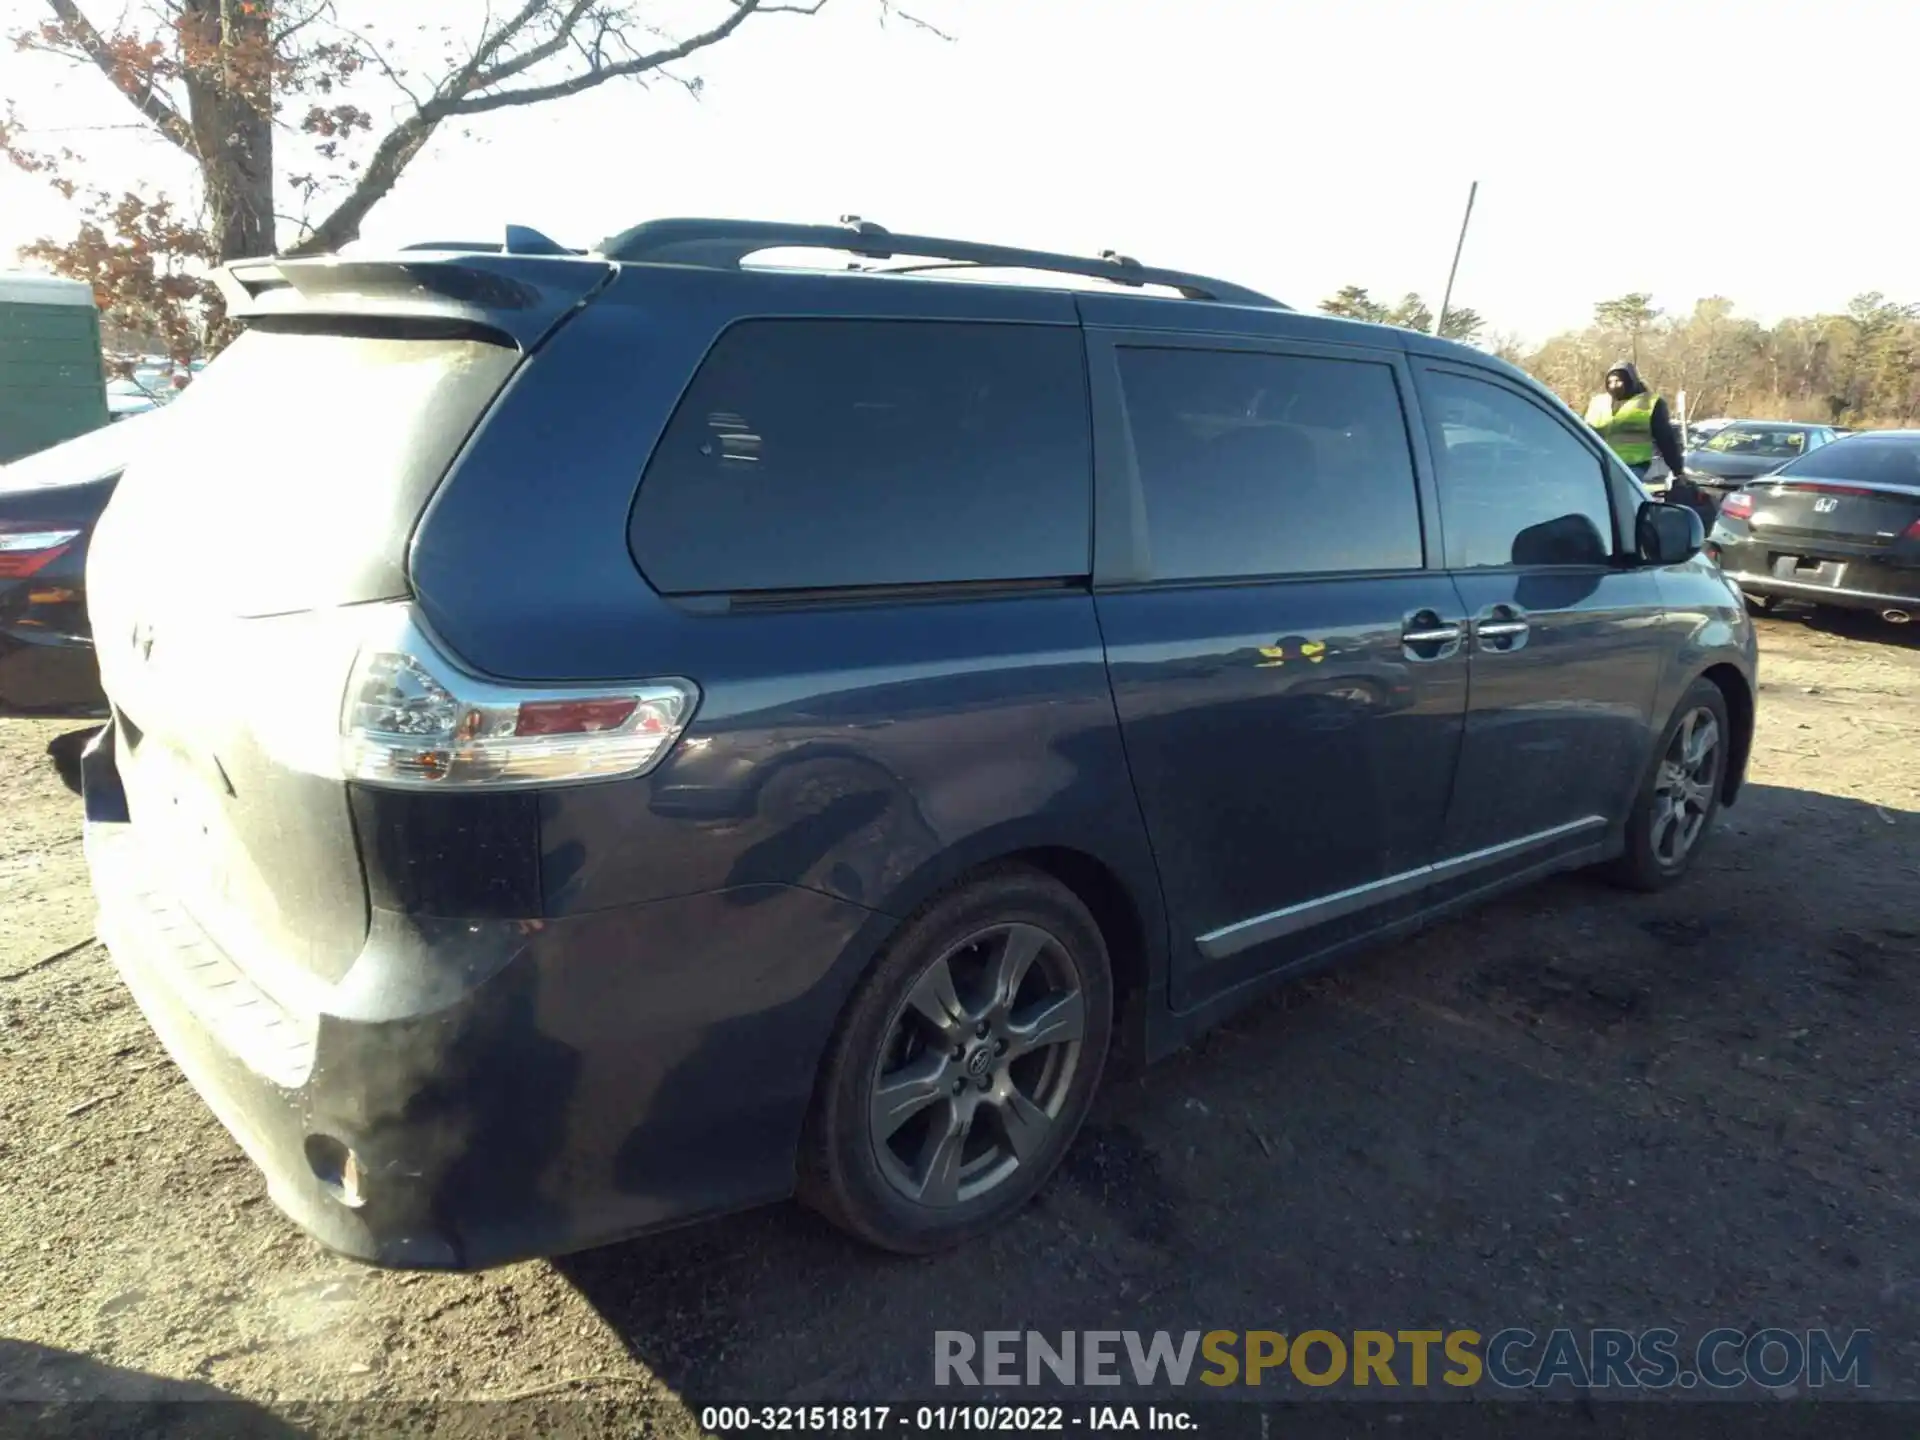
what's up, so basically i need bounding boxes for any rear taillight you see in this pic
[1720,492,1754,521]
[0,526,82,579]
[1905,517,1920,540]
[340,625,697,790]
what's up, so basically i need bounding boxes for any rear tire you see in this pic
[798,868,1112,1254]
[1607,678,1731,893]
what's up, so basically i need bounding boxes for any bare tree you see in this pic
[1516,292,1920,429]
[4,0,948,350]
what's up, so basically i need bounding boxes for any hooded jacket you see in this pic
[1600,361,1687,476]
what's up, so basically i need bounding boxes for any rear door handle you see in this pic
[1473,605,1531,652]
[1401,610,1464,661]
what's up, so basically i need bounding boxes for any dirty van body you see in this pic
[82,220,1755,1266]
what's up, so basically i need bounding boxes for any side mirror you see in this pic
[1636,499,1705,566]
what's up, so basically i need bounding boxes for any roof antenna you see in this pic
[503,223,572,256]
[1433,182,1478,337]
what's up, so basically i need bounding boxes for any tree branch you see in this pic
[284,109,433,255]
[42,0,197,154]
[879,2,955,41]
[329,20,425,109]
[468,0,596,91]
[456,0,559,93]
[271,0,334,48]
[290,0,841,258]
[452,0,826,117]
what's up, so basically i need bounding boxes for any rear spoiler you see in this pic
[215,251,615,351]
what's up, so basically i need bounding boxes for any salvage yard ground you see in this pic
[2,611,1917,1433]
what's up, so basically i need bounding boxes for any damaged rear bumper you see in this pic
[80,725,879,1269]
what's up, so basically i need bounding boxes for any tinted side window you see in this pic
[1422,371,1616,569]
[1115,348,1424,581]
[632,319,1090,594]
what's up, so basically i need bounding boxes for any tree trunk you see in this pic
[182,0,275,265]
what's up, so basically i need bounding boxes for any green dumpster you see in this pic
[0,273,110,464]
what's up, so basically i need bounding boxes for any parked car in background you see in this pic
[103,358,204,421]
[1709,430,1920,623]
[1687,422,1839,500]
[0,410,153,719]
[80,218,1754,1270]
[0,273,110,463]
[106,375,165,422]
[1683,417,1738,448]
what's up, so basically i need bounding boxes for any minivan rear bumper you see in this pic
[81,727,880,1269]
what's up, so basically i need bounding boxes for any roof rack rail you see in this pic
[401,241,504,253]
[592,216,1282,308]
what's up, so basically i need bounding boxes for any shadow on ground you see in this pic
[0,1338,304,1438]
[1773,601,1920,651]
[43,726,99,797]
[557,783,1920,1408]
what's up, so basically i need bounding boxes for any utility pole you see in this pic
[1434,181,1478,339]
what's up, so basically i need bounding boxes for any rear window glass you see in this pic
[631,319,1091,594]
[1775,436,1920,486]
[107,328,518,615]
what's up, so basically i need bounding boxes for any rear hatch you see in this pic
[86,251,610,989]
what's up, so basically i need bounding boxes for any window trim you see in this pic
[1411,361,1626,572]
[1083,327,1438,589]
[626,313,1097,600]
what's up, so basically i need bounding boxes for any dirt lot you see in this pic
[2,609,1918,1433]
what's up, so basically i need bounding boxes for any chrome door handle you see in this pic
[1473,605,1531,652]
[1401,610,1465,661]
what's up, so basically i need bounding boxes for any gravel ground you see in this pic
[1,608,1917,1435]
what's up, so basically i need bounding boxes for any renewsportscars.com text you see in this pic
[933,1328,1872,1391]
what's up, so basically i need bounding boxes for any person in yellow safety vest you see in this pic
[1585,360,1688,483]
[1585,360,1714,525]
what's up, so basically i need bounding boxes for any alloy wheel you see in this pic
[867,922,1085,1209]
[1651,706,1723,867]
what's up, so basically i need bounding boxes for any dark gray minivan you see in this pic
[81,219,1757,1267]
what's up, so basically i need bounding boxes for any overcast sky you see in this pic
[1,0,1913,341]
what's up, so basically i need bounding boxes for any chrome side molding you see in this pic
[1195,815,1609,960]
